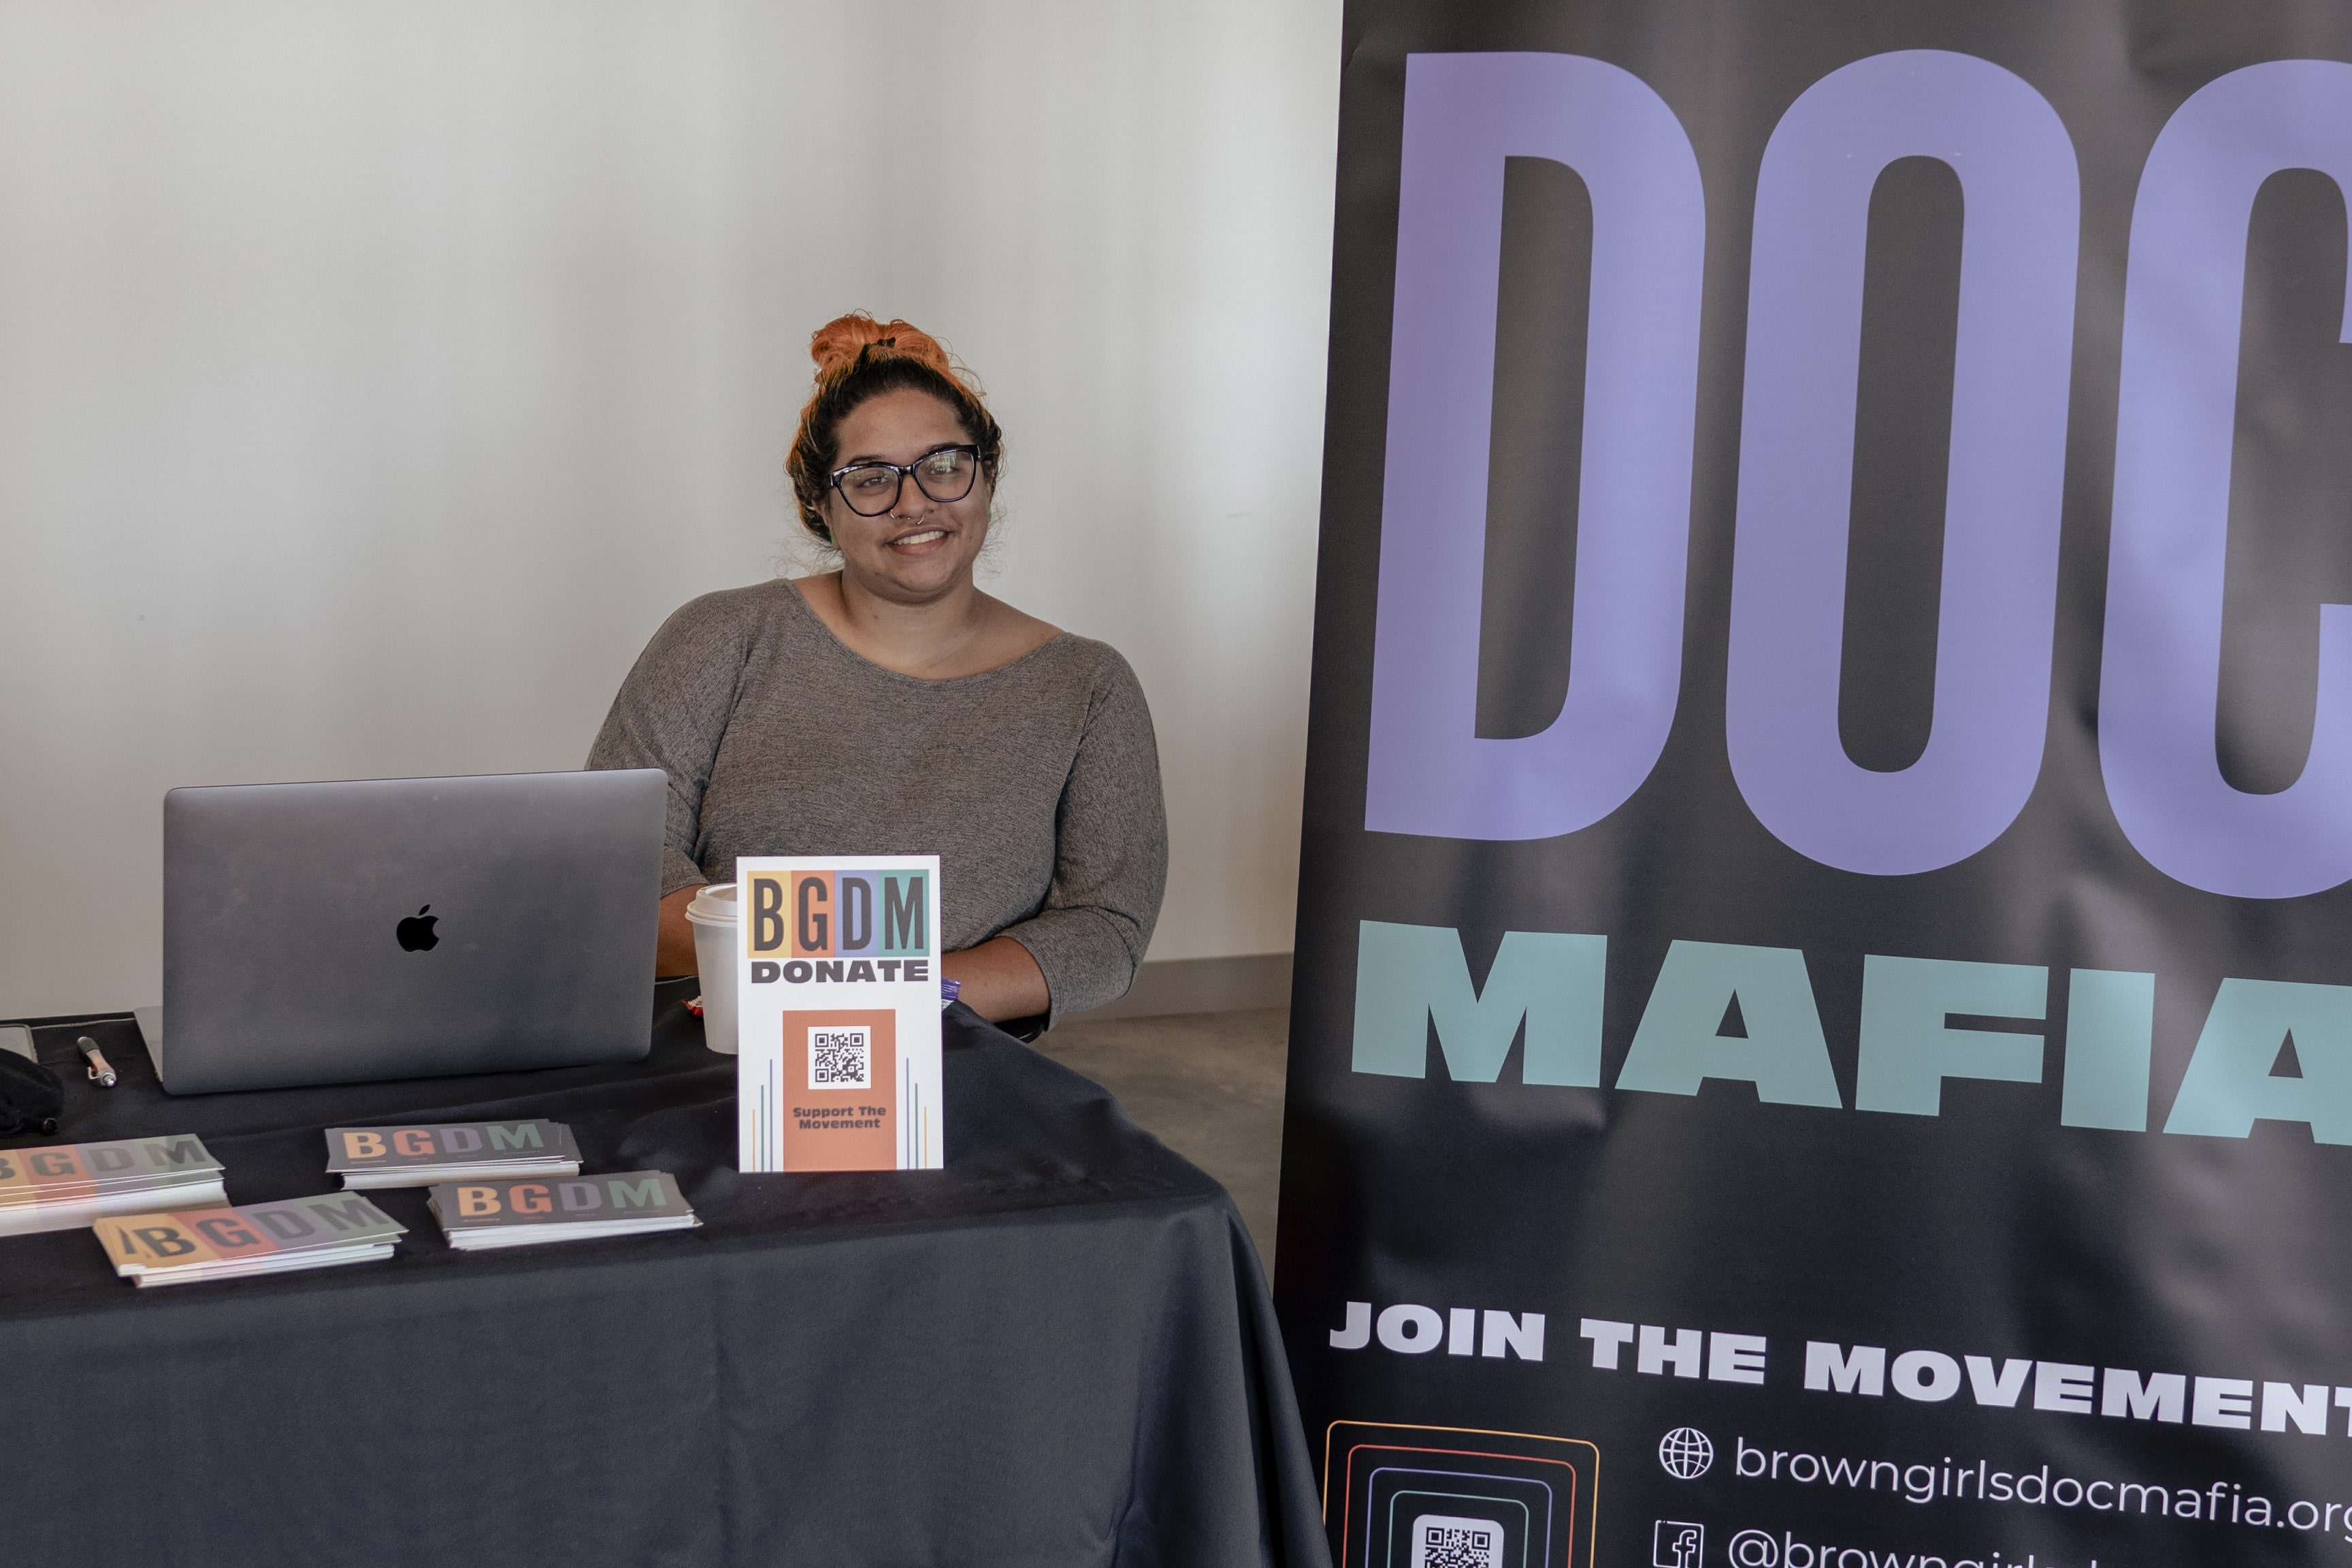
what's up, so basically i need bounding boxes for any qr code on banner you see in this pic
[808,1026,870,1088]
[1410,1516,1503,1568]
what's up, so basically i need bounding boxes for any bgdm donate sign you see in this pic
[1277,5,2352,1565]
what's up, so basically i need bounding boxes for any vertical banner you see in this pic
[1277,5,2352,1565]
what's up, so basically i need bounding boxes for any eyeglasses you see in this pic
[828,445,982,517]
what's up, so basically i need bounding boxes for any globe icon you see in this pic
[1659,1426,1714,1480]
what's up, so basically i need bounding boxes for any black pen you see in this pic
[76,1035,116,1088]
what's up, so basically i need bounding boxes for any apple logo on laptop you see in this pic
[395,905,440,952]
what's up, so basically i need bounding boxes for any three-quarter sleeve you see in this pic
[585,592,753,898]
[996,655,1169,1025]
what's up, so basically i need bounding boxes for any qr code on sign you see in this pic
[808,1026,870,1088]
[1409,1516,1502,1568]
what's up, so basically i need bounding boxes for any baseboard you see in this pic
[1081,952,1293,1021]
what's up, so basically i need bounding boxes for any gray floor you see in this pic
[1032,1007,1288,1268]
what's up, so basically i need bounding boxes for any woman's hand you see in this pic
[941,936,1050,1024]
[656,885,700,977]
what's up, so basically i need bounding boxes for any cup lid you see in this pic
[685,882,738,924]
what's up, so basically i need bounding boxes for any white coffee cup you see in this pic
[684,883,740,1054]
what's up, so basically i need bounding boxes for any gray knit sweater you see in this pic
[586,578,1168,1022]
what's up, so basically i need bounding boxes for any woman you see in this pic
[587,313,1167,1029]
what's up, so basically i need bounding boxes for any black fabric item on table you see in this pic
[0,982,1326,1568]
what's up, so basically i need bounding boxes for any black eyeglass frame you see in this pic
[826,444,985,517]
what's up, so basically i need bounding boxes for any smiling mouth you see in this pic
[888,529,949,549]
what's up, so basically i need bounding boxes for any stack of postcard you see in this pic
[0,1134,227,1237]
[93,1192,406,1286]
[325,1119,580,1190]
[427,1170,700,1250]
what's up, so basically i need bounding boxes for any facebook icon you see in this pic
[1653,1520,1705,1567]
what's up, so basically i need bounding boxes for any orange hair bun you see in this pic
[807,311,973,394]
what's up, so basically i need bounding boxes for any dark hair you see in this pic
[785,313,1004,543]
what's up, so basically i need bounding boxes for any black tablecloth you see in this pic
[0,983,1326,1567]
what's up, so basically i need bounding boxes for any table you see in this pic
[0,981,1327,1567]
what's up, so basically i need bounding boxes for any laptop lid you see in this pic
[160,769,664,1094]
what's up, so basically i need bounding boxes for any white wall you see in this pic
[0,0,1339,1016]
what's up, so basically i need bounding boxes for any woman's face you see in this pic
[819,387,994,604]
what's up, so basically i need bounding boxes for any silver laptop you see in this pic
[142,769,665,1094]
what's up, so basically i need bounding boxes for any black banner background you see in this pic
[1276,4,2352,1565]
